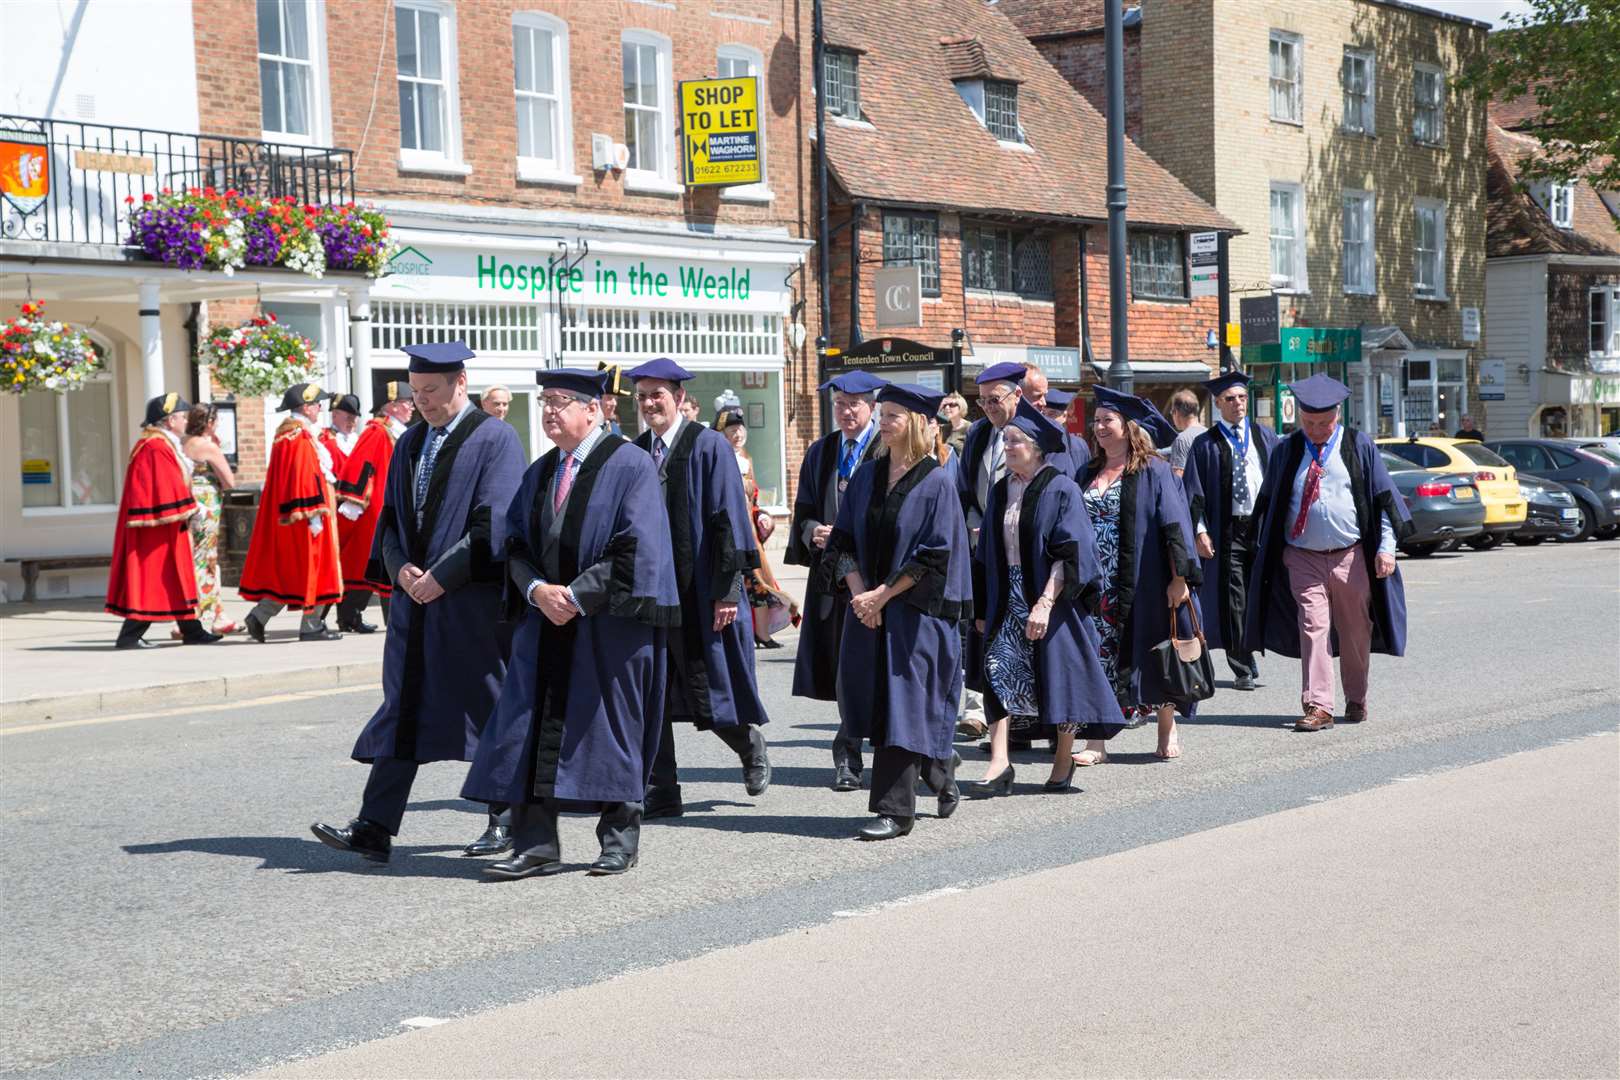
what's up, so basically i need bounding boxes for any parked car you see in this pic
[1484,438,1620,542]
[1562,436,1620,465]
[1376,437,1525,549]
[1512,473,1585,544]
[1379,451,1486,556]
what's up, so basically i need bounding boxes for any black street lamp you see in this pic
[1104,0,1132,395]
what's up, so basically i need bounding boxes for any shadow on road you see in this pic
[122,836,494,878]
[673,765,837,789]
[648,812,856,840]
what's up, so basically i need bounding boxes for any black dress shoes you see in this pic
[858,815,914,841]
[114,638,155,650]
[310,818,391,862]
[937,752,962,819]
[643,800,684,820]
[1234,674,1257,691]
[588,851,638,876]
[245,612,266,643]
[463,824,513,857]
[484,853,565,879]
[339,617,378,634]
[832,766,862,792]
[299,627,342,642]
[182,630,224,645]
[970,765,1015,796]
[741,728,771,796]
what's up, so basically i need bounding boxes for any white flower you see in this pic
[44,376,61,389]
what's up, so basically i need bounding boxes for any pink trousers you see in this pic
[1282,544,1372,714]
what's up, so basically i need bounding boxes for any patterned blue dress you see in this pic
[1083,477,1165,721]
[985,565,1039,720]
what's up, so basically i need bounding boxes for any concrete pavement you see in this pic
[255,732,1620,1079]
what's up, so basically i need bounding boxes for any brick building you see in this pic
[194,0,817,508]
[1004,0,1491,435]
[817,0,1234,414]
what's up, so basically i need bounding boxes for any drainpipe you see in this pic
[813,0,831,360]
[1079,225,1095,367]
[848,201,864,349]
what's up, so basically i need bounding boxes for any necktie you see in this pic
[554,453,577,513]
[415,426,448,524]
[1227,424,1250,508]
[989,431,1005,480]
[653,435,666,468]
[1290,435,1333,540]
[839,438,857,478]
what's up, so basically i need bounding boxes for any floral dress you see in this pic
[188,465,224,628]
[1083,477,1163,723]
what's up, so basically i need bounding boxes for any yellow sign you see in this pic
[679,76,762,188]
[1225,322,1241,349]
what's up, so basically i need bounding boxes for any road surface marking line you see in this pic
[833,885,964,919]
[399,1017,449,1029]
[0,686,368,736]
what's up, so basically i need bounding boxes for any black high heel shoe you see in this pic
[969,765,1014,796]
[1042,762,1077,793]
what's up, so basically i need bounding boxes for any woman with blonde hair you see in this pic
[716,410,801,647]
[826,383,971,840]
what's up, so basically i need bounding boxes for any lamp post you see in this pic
[1103,0,1132,395]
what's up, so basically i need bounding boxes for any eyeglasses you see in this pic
[540,395,584,413]
[1219,393,1249,404]
[983,391,1016,408]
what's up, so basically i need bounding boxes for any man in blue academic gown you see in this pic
[1246,374,1412,732]
[1182,371,1281,691]
[1038,386,1092,478]
[463,369,681,878]
[628,358,772,819]
[311,341,526,863]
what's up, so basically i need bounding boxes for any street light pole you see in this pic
[1104,0,1132,395]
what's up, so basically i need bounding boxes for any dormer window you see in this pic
[1529,180,1575,229]
[823,48,860,119]
[955,79,1022,143]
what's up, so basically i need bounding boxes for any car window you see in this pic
[1547,446,1582,468]
[1384,443,1428,466]
[1494,443,1536,470]
[1421,445,1450,468]
[1380,450,1419,472]
[1454,442,1512,468]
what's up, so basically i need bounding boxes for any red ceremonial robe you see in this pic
[105,430,199,621]
[320,427,350,476]
[240,418,343,610]
[334,417,396,597]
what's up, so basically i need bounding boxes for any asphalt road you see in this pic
[2,539,1617,1078]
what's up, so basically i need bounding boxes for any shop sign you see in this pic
[828,336,953,371]
[385,245,434,277]
[679,76,762,187]
[1280,327,1360,366]
[1477,357,1506,401]
[1379,373,1395,416]
[477,253,752,302]
[1239,294,1279,345]
[874,265,922,329]
[1189,231,1220,298]
[0,132,50,215]
[1462,306,1481,343]
[1279,387,1296,426]
[1027,346,1081,381]
[21,458,51,485]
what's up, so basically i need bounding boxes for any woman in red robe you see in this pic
[332,383,414,632]
[106,393,223,648]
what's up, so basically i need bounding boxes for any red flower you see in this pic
[124,195,134,204]
[142,192,154,202]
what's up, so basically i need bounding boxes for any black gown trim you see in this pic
[639,422,715,723]
[785,432,837,568]
[334,462,374,499]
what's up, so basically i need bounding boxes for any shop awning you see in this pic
[1086,359,1216,383]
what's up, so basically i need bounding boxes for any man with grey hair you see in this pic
[1166,389,1206,479]
[480,384,512,421]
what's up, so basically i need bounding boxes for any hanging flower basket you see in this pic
[197,314,320,398]
[2,302,104,394]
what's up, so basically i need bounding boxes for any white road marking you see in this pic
[0,686,369,737]
[832,885,964,919]
[399,1017,449,1029]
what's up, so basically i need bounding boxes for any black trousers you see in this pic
[509,798,641,861]
[868,746,954,819]
[1225,515,1259,681]
[116,618,206,645]
[647,717,759,806]
[359,756,508,836]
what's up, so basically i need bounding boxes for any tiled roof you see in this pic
[822,0,1234,232]
[939,36,1022,82]
[1486,122,1620,258]
[994,0,1110,39]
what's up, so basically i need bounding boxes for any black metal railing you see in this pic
[0,114,355,248]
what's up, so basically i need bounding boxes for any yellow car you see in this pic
[1377,437,1527,548]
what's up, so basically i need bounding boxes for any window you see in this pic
[513,13,573,182]
[1454,442,1508,469]
[1414,198,1447,299]
[985,81,1021,142]
[882,211,940,296]
[1269,181,1306,291]
[823,48,860,119]
[395,1,464,170]
[1547,445,1582,469]
[717,44,770,199]
[1549,182,1574,229]
[1128,231,1187,300]
[622,31,674,186]
[963,222,1053,298]
[1341,47,1375,135]
[1592,287,1620,356]
[1413,63,1445,145]
[1269,30,1303,124]
[20,364,118,513]
[1342,189,1375,295]
[257,0,322,141]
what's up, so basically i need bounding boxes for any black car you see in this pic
[1484,438,1620,541]
[1512,473,1584,544]
[1380,451,1486,556]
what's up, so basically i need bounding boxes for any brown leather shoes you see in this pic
[1342,702,1368,724]
[1295,707,1335,732]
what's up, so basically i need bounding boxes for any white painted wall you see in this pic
[1484,257,1548,438]
[1,0,198,131]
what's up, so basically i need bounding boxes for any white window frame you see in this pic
[822,48,860,120]
[395,0,469,175]
[512,12,578,186]
[1269,180,1307,293]
[621,29,680,195]
[1269,30,1304,125]
[18,349,121,517]
[716,43,772,203]
[1549,181,1575,229]
[257,0,331,145]
[1341,46,1376,136]
[1413,197,1448,301]
[1591,286,1620,358]
[1342,188,1375,296]
[1413,62,1446,146]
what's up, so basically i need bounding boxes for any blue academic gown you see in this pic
[975,465,1118,731]
[1244,427,1413,659]
[1181,419,1280,651]
[354,410,524,764]
[828,456,971,762]
[634,421,768,729]
[956,417,999,694]
[1079,456,1206,716]
[462,437,681,808]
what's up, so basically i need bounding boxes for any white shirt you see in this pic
[1221,421,1264,518]
[529,423,606,615]
[650,413,685,462]
[331,427,361,455]
[1285,427,1396,555]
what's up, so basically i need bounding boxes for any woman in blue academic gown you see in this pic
[826,383,972,841]
[972,400,1118,794]
[1074,387,1204,766]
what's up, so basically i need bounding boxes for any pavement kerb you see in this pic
[0,662,382,726]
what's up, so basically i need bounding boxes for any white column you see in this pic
[346,287,373,413]
[1361,363,1374,435]
[137,280,164,402]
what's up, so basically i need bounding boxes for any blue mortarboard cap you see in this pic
[625,357,695,384]
[277,382,333,411]
[877,382,946,416]
[1044,387,1074,409]
[1092,386,1177,448]
[819,370,888,394]
[535,368,610,398]
[1006,398,1068,456]
[975,361,1026,386]
[1203,370,1252,397]
[403,340,475,374]
[1138,399,1178,449]
[1288,372,1352,413]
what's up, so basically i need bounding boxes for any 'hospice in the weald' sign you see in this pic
[477,254,753,301]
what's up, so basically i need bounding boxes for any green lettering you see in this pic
[477,254,497,289]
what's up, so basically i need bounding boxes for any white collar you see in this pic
[652,413,684,448]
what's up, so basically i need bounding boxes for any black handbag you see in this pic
[1151,599,1216,706]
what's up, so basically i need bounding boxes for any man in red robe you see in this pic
[331,381,414,633]
[106,393,223,648]
[240,382,345,642]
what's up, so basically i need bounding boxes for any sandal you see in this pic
[1071,748,1107,767]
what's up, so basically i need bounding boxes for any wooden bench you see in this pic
[4,555,114,602]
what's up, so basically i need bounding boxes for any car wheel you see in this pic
[1556,505,1592,542]
[1596,524,1620,541]
[1401,542,1441,557]
[1510,535,1544,546]
[1466,533,1505,551]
